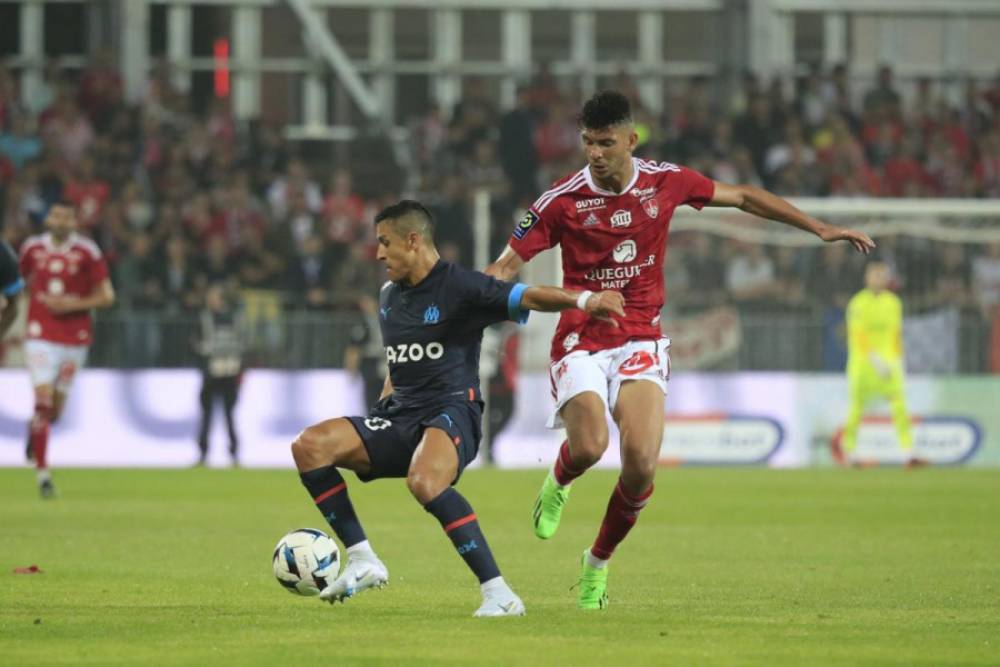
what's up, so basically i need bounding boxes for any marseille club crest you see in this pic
[643,199,659,218]
[423,304,440,324]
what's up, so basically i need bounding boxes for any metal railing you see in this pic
[74,306,993,373]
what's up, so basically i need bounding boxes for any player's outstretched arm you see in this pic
[708,182,875,255]
[520,286,625,327]
[484,245,525,282]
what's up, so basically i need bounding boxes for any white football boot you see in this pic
[319,553,389,603]
[473,578,526,617]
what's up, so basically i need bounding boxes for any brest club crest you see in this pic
[643,198,659,218]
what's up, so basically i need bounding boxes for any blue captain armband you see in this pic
[507,283,529,324]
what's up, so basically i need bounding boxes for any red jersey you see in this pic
[509,158,714,361]
[18,232,110,345]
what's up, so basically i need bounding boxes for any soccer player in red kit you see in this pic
[19,201,115,497]
[485,90,874,609]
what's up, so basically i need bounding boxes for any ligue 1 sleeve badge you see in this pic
[513,210,539,240]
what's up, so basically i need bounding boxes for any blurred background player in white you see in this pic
[18,201,115,497]
[0,239,25,337]
[486,90,875,609]
[839,261,920,467]
[290,200,624,617]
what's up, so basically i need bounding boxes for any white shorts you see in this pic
[25,339,88,393]
[546,337,671,429]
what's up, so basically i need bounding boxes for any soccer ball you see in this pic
[272,528,340,596]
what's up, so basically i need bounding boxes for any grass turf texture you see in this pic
[1,467,998,667]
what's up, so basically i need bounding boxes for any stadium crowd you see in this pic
[1,58,999,369]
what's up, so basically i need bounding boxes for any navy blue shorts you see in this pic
[346,397,482,483]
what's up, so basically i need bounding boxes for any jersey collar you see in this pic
[42,231,78,252]
[400,259,446,291]
[584,157,641,197]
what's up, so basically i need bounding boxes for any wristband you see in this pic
[576,290,594,310]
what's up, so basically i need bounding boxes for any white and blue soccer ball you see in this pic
[272,528,340,596]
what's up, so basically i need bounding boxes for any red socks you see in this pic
[30,402,52,470]
[590,478,654,561]
[552,440,589,486]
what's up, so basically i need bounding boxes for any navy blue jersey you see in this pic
[0,240,24,298]
[378,260,527,409]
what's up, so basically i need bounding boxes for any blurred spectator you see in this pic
[268,158,322,219]
[322,168,366,245]
[236,224,289,290]
[863,65,901,116]
[682,232,728,310]
[734,94,780,176]
[64,155,110,231]
[726,243,778,307]
[282,186,322,255]
[920,243,973,311]
[430,175,474,266]
[42,95,94,166]
[498,85,539,207]
[286,234,335,311]
[0,114,43,169]
[78,48,123,130]
[807,243,861,309]
[161,235,200,314]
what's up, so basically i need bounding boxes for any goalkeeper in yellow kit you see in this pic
[842,262,921,466]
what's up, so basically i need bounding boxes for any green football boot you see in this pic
[577,550,609,610]
[532,472,571,539]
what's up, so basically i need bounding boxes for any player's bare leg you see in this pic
[533,391,608,539]
[576,380,663,609]
[29,384,56,498]
[410,428,524,617]
[291,418,388,603]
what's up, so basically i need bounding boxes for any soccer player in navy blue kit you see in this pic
[0,239,24,337]
[291,200,624,617]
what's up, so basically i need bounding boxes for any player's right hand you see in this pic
[585,290,625,327]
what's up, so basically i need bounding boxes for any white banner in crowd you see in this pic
[0,369,996,468]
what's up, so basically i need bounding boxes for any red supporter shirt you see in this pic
[18,232,109,346]
[509,158,715,362]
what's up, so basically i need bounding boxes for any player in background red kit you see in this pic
[19,201,115,498]
[485,90,875,609]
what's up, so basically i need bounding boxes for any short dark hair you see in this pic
[374,199,435,240]
[579,90,633,130]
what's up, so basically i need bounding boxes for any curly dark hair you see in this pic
[579,90,633,130]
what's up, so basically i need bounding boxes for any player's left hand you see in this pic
[818,225,876,255]
[38,294,79,314]
[585,290,626,327]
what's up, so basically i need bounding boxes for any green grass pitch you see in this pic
[1,467,998,666]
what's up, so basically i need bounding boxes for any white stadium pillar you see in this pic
[120,0,150,105]
[18,0,43,110]
[232,5,262,120]
[432,9,462,119]
[167,3,191,93]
